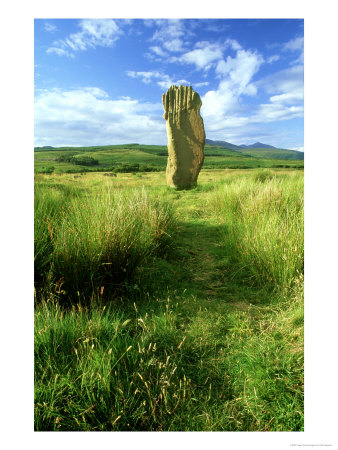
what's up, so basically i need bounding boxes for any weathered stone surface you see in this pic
[162,85,205,188]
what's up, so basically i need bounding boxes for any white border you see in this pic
[1,1,338,449]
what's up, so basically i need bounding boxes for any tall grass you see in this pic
[34,170,304,431]
[34,299,210,431]
[209,171,304,291]
[34,184,75,284]
[35,186,176,301]
[35,284,303,431]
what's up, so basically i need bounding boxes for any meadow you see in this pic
[34,168,304,431]
[34,143,304,174]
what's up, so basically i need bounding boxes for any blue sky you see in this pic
[34,18,304,150]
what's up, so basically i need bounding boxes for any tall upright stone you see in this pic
[162,85,205,189]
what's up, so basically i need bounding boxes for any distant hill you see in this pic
[34,141,304,164]
[239,142,276,149]
[205,139,242,152]
[205,139,277,151]
[205,139,304,160]
[34,142,304,174]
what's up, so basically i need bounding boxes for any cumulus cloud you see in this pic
[46,19,125,57]
[224,38,242,51]
[172,41,224,71]
[34,87,166,146]
[215,49,263,88]
[201,46,264,133]
[199,36,304,142]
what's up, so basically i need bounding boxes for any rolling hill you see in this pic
[205,139,304,160]
[34,142,304,174]
[239,142,276,149]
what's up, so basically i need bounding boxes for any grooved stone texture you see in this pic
[162,85,205,189]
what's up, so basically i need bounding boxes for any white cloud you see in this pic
[163,39,185,52]
[157,79,175,90]
[253,103,304,122]
[126,70,163,84]
[283,36,304,65]
[257,65,304,105]
[226,58,304,126]
[44,22,57,33]
[145,19,189,60]
[224,38,242,51]
[82,87,109,98]
[199,39,303,141]
[126,70,174,89]
[126,70,193,91]
[201,47,264,132]
[283,36,304,52]
[194,81,209,88]
[202,80,236,118]
[80,19,121,43]
[34,87,166,146]
[46,47,74,58]
[46,19,124,57]
[269,91,303,104]
[267,54,280,64]
[151,19,186,42]
[149,46,168,57]
[173,41,224,71]
[215,49,263,89]
[176,79,190,85]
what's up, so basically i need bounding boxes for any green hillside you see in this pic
[204,139,304,160]
[236,148,304,160]
[34,143,304,174]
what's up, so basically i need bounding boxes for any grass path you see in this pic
[146,188,304,431]
[34,175,304,431]
[167,189,261,309]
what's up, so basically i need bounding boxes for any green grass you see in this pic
[209,171,304,291]
[35,185,176,301]
[237,147,304,160]
[34,168,304,431]
[34,144,304,174]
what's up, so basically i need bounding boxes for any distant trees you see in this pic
[40,166,55,174]
[56,154,99,166]
[111,163,160,173]
[70,156,99,166]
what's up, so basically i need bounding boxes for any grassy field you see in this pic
[34,144,304,174]
[34,168,304,431]
[235,148,304,160]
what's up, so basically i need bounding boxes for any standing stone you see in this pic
[162,85,205,189]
